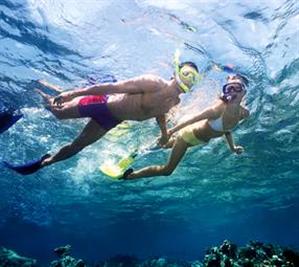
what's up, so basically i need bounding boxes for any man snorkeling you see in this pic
[4,54,201,175]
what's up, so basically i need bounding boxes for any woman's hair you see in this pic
[235,74,249,87]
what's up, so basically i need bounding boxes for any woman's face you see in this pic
[226,75,247,100]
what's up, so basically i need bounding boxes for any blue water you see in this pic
[0,0,299,264]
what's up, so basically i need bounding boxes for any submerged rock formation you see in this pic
[203,240,299,267]
[0,240,298,266]
[91,240,299,267]
[50,245,86,267]
[0,247,37,266]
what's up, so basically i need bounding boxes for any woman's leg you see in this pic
[42,119,107,167]
[127,137,189,179]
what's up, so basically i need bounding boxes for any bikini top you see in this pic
[208,114,236,132]
[208,116,224,132]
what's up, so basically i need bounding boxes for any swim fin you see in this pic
[0,112,23,134]
[99,153,136,180]
[3,154,51,175]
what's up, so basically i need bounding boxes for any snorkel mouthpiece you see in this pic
[174,50,201,93]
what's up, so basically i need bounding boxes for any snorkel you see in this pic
[174,50,201,93]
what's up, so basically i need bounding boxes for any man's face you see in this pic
[179,65,198,88]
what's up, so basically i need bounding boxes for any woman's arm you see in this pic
[224,132,244,154]
[240,106,250,119]
[169,103,224,135]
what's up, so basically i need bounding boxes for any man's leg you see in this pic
[127,137,189,179]
[42,119,107,167]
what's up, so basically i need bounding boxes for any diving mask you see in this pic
[174,50,201,93]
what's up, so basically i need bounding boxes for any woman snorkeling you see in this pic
[123,74,250,180]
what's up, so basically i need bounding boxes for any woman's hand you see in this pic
[233,145,244,155]
[53,92,74,106]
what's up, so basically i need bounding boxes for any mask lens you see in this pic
[223,83,243,93]
[180,67,197,85]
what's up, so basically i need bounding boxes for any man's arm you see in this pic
[74,77,160,96]
[156,115,168,146]
[224,132,244,154]
[53,75,160,105]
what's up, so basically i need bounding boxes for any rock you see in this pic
[54,245,72,258]
[239,246,256,259]
[0,247,37,267]
[100,254,139,267]
[51,245,86,267]
[219,240,237,259]
[283,248,299,266]
[1,240,299,267]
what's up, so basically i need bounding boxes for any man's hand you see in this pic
[157,134,169,147]
[233,145,244,155]
[168,128,175,137]
[53,92,74,106]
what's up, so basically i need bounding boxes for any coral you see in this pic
[50,245,86,267]
[0,240,298,267]
[203,240,296,267]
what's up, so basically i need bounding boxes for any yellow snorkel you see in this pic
[174,49,201,93]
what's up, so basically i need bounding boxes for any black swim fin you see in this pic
[3,154,51,175]
[0,112,23,134]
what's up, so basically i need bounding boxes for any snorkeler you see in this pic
[122,74,250,180]
[3,57,201,175]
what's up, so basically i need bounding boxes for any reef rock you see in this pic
[0,247,37,267]
[50,245,86,267]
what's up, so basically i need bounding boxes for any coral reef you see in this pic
[0,240,298,267]
[203,240,299,267]
[50,245,86,267]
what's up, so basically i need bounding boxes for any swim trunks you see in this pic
[78,95,122,130]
